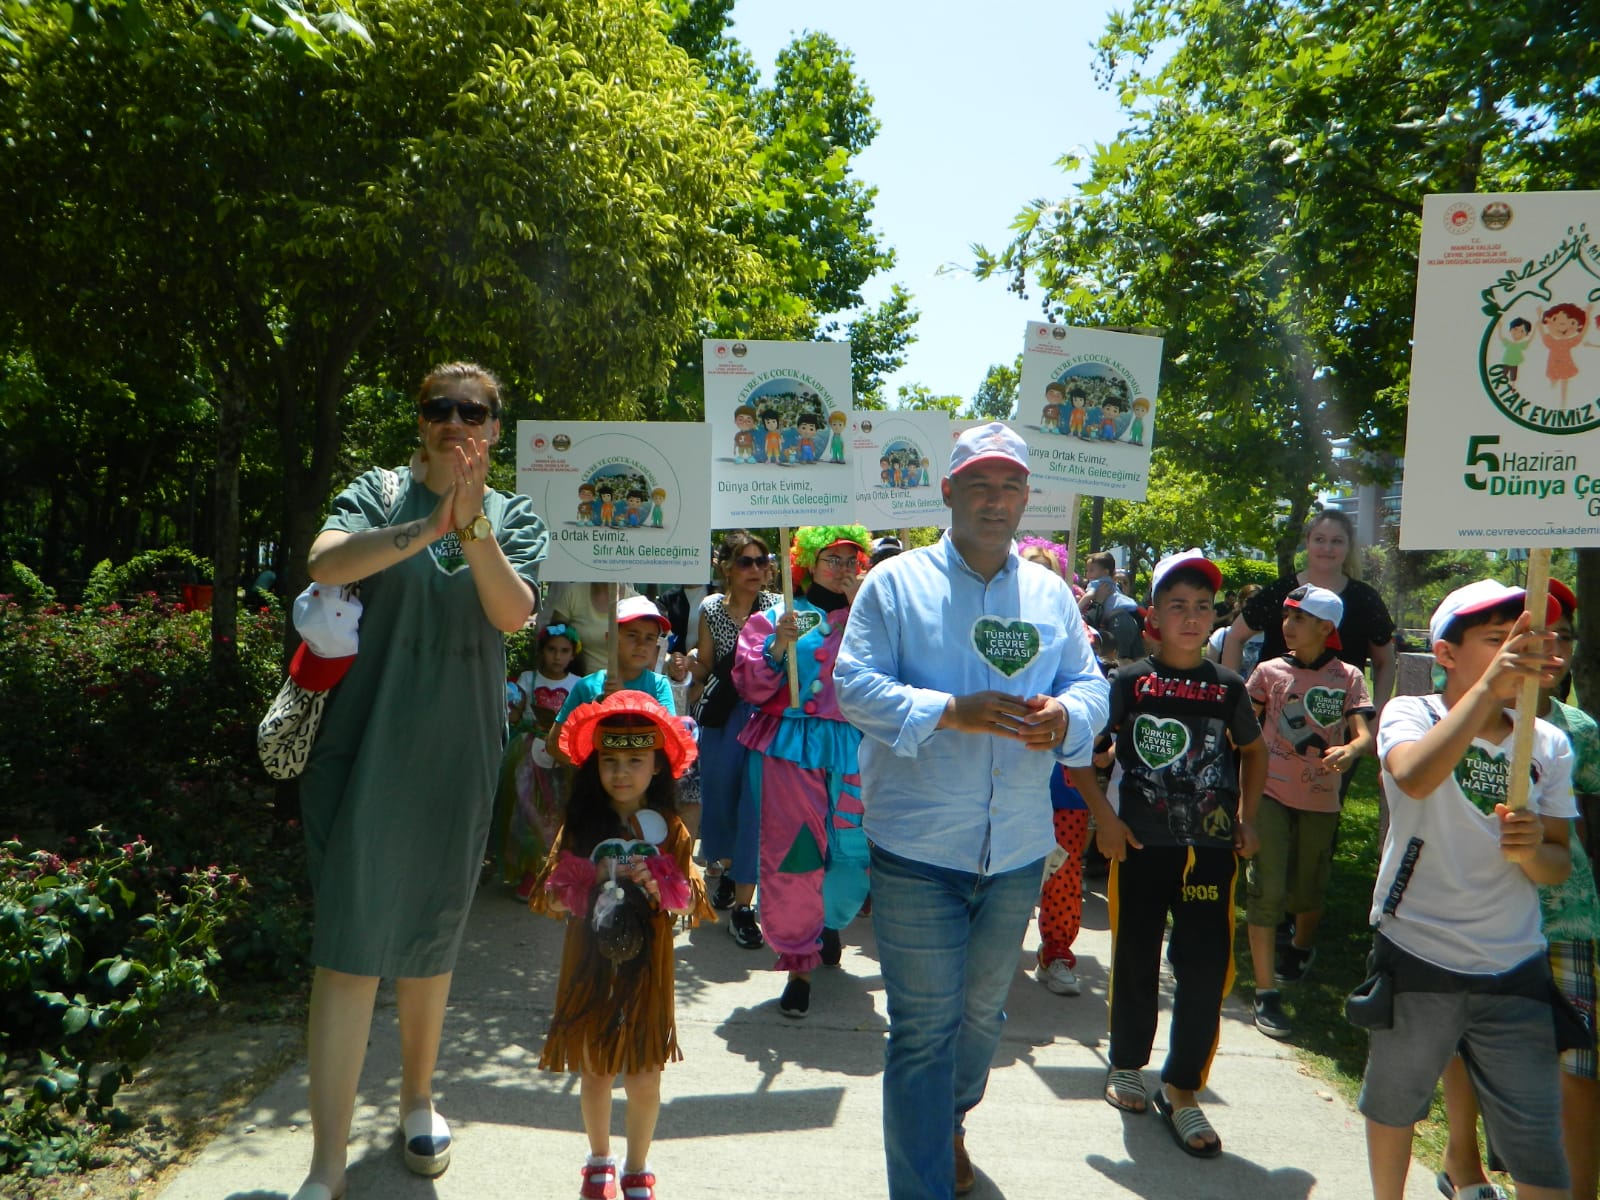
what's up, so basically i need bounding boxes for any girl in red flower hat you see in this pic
[530,691,711,1200]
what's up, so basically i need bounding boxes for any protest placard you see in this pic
[852,410,949,528]
[516,421,711,585]
[703,339,856,527]
[1401,190,1600,550]
[1013,323,1162,501]
[1402,191,1600,806]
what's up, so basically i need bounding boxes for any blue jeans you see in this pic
[696,705,760,882]
[870,843,1043,1200]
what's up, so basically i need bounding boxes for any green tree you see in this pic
[839,284,919,409]
[1093,451,1277,585]
[894,383,964,415]
[659,13,912,412]
[968,357,1021,421]
[977,0,1600,573]
[2,0,759,654]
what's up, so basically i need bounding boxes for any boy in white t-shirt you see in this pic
[1361,580,1574,1200]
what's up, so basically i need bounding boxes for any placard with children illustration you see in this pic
[517,421,711,584]
[703,338,857,526]
[1403,191,1600,549]
[1014,322,1163,501]
[852,410,948,527]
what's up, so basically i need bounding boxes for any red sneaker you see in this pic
[620,1168,656,1200]
[579,1157,618,1199]
[514,872,538,902]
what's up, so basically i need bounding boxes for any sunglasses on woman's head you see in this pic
[420,396,493,426]
[731,554,770,569]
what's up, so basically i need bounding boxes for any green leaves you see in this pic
[981,0,1600,564]
[0,829,251,1174]
[3,0,770,604]
[195,0,370,60]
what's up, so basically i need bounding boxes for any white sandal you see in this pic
[1103,1067,1148,1113]
[401,1105,451,1176]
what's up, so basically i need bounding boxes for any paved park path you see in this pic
[157,874,1440,1200]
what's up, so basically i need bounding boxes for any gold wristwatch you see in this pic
[457,514,492,543]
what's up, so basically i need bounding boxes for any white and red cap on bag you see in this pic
[289,584,362,692]
[1428,579,1561,645]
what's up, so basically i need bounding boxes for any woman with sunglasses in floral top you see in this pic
[288,362,548,1200]
[688,531,781,946]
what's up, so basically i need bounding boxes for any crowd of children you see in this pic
[486,532,1595,1200]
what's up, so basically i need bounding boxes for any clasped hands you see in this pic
[421,436,492,539]
[940,691,1068,750]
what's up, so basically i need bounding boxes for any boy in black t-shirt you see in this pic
[1073,549,1265,1160]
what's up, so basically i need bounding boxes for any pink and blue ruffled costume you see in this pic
[735,595,869,972]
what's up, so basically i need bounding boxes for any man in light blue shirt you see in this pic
[836,422,1109,1200]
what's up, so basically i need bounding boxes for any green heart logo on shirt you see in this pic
[793,610,822,638]
[972,618,1041,678]
[1455,745,1510,816]
[1303,686,1346,727]
[427,535,470,575]
[1132,714,1190,769]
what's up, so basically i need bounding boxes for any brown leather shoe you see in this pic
[953,1132,975,1195]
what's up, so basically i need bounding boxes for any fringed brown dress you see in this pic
[531,809,712,1075]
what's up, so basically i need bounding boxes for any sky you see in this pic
[728,0,1132,406]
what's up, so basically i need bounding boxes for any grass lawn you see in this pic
[1231,756,1457,1173]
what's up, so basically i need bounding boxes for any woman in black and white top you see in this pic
[1222,509,1396,712]
[687,530,780,948]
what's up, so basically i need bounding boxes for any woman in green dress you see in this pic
[291,363,547,1200]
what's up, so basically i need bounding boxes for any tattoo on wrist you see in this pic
[393,521,422,551]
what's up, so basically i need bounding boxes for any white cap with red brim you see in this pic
[616,594,672,634]
[1150,548,1222,596]
[1428,580,1561,645]
[289,583,362,692]
[1284,584,1344,651]
[949,422,1030,476]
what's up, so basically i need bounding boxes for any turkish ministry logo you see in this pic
[1478,223,1600,435]
[1443,202,1475,235]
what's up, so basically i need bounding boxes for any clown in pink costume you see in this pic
[734,525,872,1019]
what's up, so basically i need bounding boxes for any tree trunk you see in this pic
[1575,548,1600,714]
[210,378,247,685]
[276,354,363,657]
[1276,493,1313,578]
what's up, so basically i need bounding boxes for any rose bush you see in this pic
[0,831,252,1175]
[0,593,313,1175]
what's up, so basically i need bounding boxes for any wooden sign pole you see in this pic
[777,526,801,708]
[1504,547,1552,811]
[1064,495,1083,584]
[605,582,621,695]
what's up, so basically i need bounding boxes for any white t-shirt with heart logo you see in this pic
[1374,694,1577,974]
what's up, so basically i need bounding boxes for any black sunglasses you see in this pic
[420,396,493,426]
[730,553,770,569]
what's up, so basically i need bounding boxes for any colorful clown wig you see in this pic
[789,524,871,591]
